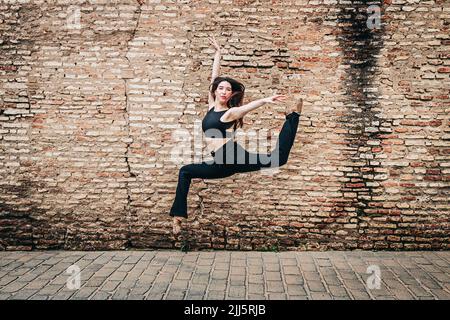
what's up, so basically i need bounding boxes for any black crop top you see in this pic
[202,106,235,138]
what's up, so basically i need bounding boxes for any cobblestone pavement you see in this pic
[0,251,449,300]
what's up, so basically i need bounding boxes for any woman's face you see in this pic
[215,81,233,103]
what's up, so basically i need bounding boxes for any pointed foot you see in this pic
[285,98,303,116]
[295,98,303,114]
[173,216,183,235]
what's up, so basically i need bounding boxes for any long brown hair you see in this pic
[209,76,245,132]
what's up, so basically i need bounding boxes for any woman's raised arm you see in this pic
[208,36,221,106]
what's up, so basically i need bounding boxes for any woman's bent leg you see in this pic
[170,162,234,218]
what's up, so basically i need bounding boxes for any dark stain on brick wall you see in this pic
[335,2,388,235]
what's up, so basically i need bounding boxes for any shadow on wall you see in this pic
[0,180,47,250]
[0,180,125,251]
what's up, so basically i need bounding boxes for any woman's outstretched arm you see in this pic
[208,36,221,106]
[223,95,288,122]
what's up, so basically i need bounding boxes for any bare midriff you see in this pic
[205,137,232,155]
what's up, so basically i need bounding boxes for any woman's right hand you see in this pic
[208,36,221,53]
[263,94,288,104]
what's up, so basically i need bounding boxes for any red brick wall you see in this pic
[0,0,448,250]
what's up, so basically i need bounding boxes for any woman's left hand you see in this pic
[264,95,288,104]
[208,36,221,53]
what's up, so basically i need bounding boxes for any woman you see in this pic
[170,36,303,234]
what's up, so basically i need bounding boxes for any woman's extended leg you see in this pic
[267,110,301,167]
[230,101,301,173]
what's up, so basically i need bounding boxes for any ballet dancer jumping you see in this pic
[170,36,303,234]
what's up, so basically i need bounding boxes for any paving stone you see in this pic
[230,259,246,267]
[230,275,245,286]
[391,288,415,300]
[307,280,327,292]
[315,259,332,267]
[286,285,307,296]
[248,266,263,275]
[248,283,264,294]
[109,272,128,281]
[431,289,450,300]
[211,270,228,280]
[283,266,301,275]
[289,295,308,300]
[117,280,138,290]
[111,288,131,300]
[266,281,285,293]
[169,280,189,291]
[29,295,50,300]
[100,280,121,292]
[0,276,19,287]
[264,263,281,272]
[228,286,246,299]
[406,284,434,298]
[191,274,209,284]
[129,285,150,295]
[230,266,246,275]
[213,262,230,270]
[349,290,371,299]
[145,292,164,300]
[165,291,185,300]
[429,273,449,283]
[342,279,366,290]
[23,279,51,290]
[208,280,227,291]
[0,293,12,300]
[90,291,112,300]
[280,259,298,266]
[207,290,225,300]
[51,290,75,300]
[300,263,317,272]
[84,277,107,287]
[268,293,287,300]
[323,275,343,286]
[175,271,193,280]
[147,282,169,295]
[70,287,97,300]
[185,293,204,300]
[248,274,264,284]
[1,281,29,293]
[327,285,350,297]
[310,292,332,300]
[247,294,266,300]
[284,275,304,285]
[265,272,282,281]
[247,259,263,266]
[303,271,322,281]
[8,289,37,300]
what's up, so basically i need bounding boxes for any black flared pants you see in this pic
[170,112,300,218]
